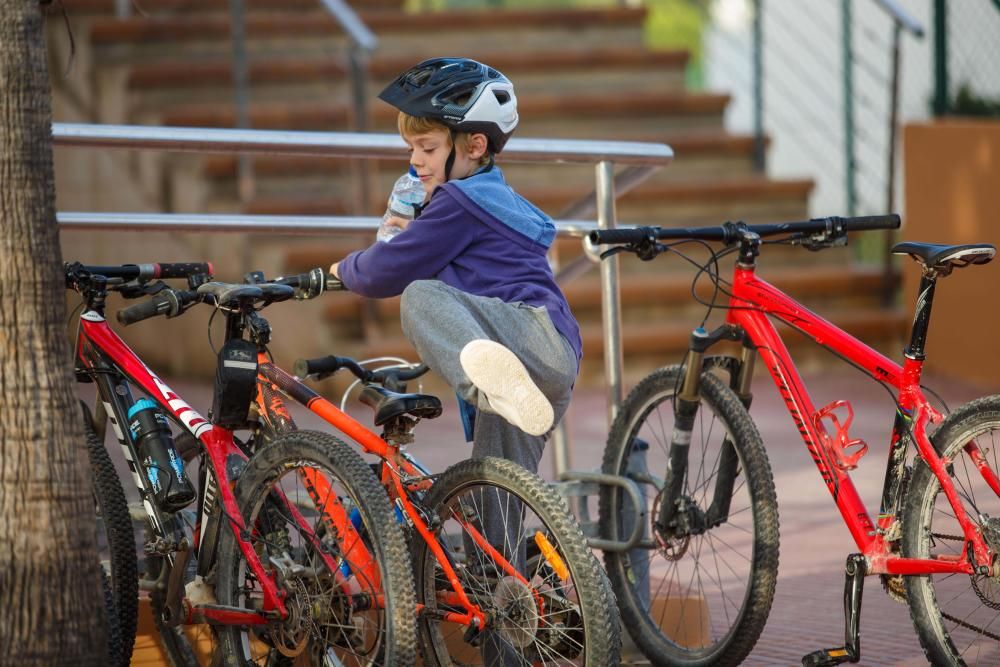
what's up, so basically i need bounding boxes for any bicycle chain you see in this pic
[941,610,1000,642]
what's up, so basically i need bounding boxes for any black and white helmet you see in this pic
[378,57,519,153]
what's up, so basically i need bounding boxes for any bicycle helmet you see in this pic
[378,57,519,154]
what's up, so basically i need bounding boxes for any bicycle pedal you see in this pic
[801,647,855,666]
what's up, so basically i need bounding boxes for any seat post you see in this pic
[905,271,939,360]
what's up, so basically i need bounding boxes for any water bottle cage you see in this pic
[814,400,869,471]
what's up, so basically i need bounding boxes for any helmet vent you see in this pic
[493,90,511,105]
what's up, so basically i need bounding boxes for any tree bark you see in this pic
[0,2,109,664]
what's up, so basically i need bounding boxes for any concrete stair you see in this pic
[48,2,906,385]
[125,48,690,115]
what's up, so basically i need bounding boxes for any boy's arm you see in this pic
[333,192,475,298]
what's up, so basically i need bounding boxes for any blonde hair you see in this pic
[397,112,491,166]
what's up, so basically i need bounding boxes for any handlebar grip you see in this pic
[835,214,901,231]
[151,262,214,280]
[588,227,658,245]
[293,355,350,379]
[371,363,430,383]
[116,290,196,326]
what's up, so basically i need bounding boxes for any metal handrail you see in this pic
[53,122,673,473]
[320,0,378,53]
[872,0,925,36]
[52,124,672,165]
[55,212,598,238]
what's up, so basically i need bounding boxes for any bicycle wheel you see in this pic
[903,395,1000,666]
[413,456,620,666]
[215,429,418,666]
[83,402,137,667]
[598,365,779,666]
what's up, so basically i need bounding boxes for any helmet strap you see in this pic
[444,128,458,182]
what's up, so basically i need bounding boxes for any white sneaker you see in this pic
[185,575,217,607]
[459,339,554,436]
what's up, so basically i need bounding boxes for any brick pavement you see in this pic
[90,365,998,666]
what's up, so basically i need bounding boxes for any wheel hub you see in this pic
[492,576,539,649]
[651,490,706,560]
[271,577,311,657]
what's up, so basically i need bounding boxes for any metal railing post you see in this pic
[751,0,766,172]
[842,0,857,217]
[933,0,949,115]
[596,160,623,424]
[882,21,903,303]
[229,0,254,206]
[349,47,373,217]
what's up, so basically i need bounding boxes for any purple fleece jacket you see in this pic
[338,167,582,365]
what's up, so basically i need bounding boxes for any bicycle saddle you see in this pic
[197,282,263,306]
[358,385,443,426]
[891,241,995,275]
[257,283,295,302]
[197,282,295,306]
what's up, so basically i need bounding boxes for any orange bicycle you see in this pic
[240,268,622,666]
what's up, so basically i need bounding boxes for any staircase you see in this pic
[48,0,906,384]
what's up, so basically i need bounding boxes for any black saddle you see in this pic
[891,241,995,275]
[196,282,294,307]
[358,385,443,426]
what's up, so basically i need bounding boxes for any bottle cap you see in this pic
[408,165,418,177]
[127,397,158,419]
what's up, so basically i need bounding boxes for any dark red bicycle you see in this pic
[67,261,418,666]
[590,215,999,666]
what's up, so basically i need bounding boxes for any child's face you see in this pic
[404,128,485,197]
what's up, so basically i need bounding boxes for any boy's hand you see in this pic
[382,215,412,234]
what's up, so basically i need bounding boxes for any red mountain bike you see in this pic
[590,215,998,666]
[67,261,418,666]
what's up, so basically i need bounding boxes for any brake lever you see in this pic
[599,246,629,261]
[796,230,848,252]
[118,279,168,299]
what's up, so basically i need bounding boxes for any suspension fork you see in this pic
[704,344,756,527]
[656,326,746,531]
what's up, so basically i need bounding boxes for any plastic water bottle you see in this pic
[128,398,195,512]
[377,166,424,242]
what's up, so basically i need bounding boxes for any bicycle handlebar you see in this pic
[67,262,214,285]
[588,214,901,246]
[293,355,429,384]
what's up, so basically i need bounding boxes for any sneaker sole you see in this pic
[460,340,554,436]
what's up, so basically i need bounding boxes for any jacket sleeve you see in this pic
[338,190,477,298]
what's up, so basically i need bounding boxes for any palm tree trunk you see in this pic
[0,2,109,664]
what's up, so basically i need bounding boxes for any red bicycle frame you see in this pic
[77,312,341,625]
[725,265,991,575]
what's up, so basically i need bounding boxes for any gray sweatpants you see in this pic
[399,280,578,665]
[399,279,577,474]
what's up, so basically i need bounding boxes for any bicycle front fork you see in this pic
[802,553,866,666]
[655,327,751,534]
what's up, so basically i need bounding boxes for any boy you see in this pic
[330,57,581,480]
